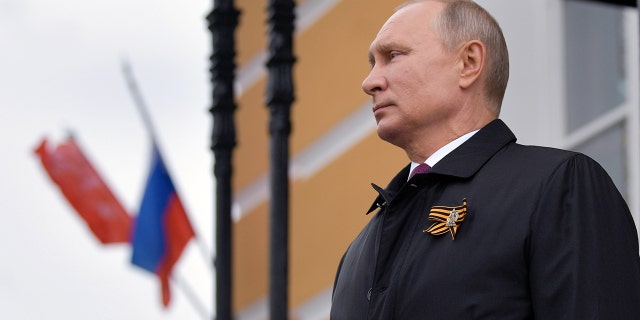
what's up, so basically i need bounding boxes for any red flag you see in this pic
[34,136,132,244]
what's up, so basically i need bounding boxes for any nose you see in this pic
[362,66,386,96]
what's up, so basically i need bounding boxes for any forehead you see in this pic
[369,2,443,53]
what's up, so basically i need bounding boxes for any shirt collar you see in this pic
[409,129,479,176]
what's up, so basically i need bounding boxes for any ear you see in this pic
[458,40,485,89]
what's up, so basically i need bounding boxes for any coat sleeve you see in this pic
[332,251,346,299]
[528,153,640,319]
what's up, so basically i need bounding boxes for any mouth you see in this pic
[373,103,391,113]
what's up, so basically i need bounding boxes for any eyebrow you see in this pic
[368,41,411,65]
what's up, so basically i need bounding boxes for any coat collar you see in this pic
[429,119,516,178]
[366,119,516,214]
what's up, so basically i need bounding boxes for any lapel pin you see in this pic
[424,198,468,240]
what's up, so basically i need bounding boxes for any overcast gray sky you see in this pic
[1,0,216,318]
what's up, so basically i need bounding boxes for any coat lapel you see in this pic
[430,119,517,178]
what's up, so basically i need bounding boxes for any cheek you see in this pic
[392,72,424,96]
[396,78,429,108]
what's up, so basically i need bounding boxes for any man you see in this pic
[330,0,640,319]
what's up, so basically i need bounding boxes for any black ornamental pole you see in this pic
[265,0,296,319]
[207,1,240,319]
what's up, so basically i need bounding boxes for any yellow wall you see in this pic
[232,0,407,314]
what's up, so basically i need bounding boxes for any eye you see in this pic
[387,51,401,61]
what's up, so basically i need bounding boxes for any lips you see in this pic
[373,103,391,113]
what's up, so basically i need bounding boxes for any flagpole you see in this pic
[120,59,215,273]
[172,273,211,320]
[121,60,160,142]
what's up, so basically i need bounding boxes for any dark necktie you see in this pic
[409,163,431,180]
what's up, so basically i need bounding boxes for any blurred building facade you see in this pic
[227,0,640,318]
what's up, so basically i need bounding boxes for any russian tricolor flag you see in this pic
[131,143,194,307]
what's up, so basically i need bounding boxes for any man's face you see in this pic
[363,2,461,148]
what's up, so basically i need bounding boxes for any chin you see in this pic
[376,126,404,147]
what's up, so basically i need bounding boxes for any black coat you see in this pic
[330,119,640,319]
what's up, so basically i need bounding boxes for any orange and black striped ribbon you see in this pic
[424,198,467,240]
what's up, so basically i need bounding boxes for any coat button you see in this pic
[367,288,373,301]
